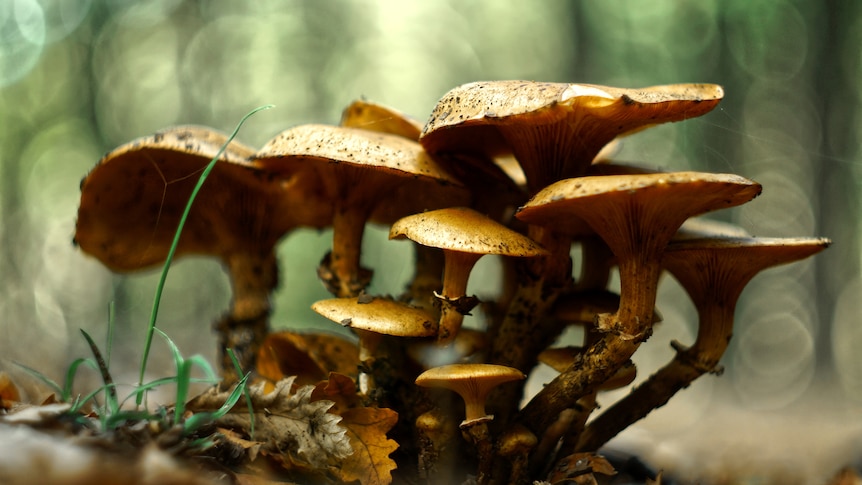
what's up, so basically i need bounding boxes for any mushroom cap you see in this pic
[421,81,723,192]
[515,172,762,256]
[414,363,526,405]
[340,99,423,141]
[311,296,438,338]
[75,125,316,272]
[663,236,831,304]
[255,124,461,188]
[389,207,548,257]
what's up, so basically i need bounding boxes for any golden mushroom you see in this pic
[415,363,525,485]
[577,235,830,451]
[390,207,548,344]
[515,171,761,437]
[312,295,437,394]
[254,124,461,298]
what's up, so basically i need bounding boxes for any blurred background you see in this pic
[1,0,860,482]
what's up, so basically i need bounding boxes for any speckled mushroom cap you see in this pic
[663,236,831,298]
[254,124,460,187]
[516,172,762,255]
[389,207,548,257]
[311,296,438,338]
[420,81,724,193]
[340,99,423,141]
[75,125,326,272]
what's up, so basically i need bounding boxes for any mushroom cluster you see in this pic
[75,81,830,484]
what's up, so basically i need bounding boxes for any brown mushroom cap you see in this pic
[389,207,548,257]
[421,81,723,193]
[340,98,423,141]
[391,207,548,343]
[254,124,461,297]
[311,296,438,338]
[415,363,525,424]
[75,125,284,270]
[516,172,761,342]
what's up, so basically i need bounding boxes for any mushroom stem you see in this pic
[403,244,445,318]
[596,254,662,341]
[217,250,279,383]
[575,303,733,452]
[517,333,640,450]
[437,251,483,344]
[462,421,495,485]
[324,204,373,298]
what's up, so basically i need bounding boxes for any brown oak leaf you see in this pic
[257,331,360,387]
[188,377,352,470]
[312,373,399,485]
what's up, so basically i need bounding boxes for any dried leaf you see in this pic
[336,407,399,485]
[257,331,360,388]
[548,452,616,485]
[188,377,352,470]
[0,372,20,402]
[313,373,399,485]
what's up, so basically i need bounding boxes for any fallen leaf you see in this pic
[257,332,359,387]
[188,377,352,470]
[336,407,399,485]
[548,452,616,485]
[313,373,399,485]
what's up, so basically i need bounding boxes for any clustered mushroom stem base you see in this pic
[461,421,494,485]
[214,312,270,386]
[576,304,735,451]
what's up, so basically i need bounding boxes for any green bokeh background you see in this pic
[1,1,861,480]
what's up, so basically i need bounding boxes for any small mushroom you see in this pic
[255,124,461,298]
[389,207,548,344]
[495,424,538,485]
[576,235,830,451]
[415,408,459,483]
[75,125,330,381]
[311,295,437,394]
[415,363,525,485]
[515,172,762,437]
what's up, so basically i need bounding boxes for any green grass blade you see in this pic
[228,348,256,438]
[183,371,249,435]
[136,104,273,405]
[80,329,119,414]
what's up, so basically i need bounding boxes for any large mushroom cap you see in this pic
[311,296,438,338]
[421,81,724,192]
[75,125,296,271]
[389,207,548,257]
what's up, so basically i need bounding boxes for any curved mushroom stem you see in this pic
[576,304,734,451]
[323,204,374,298]
[435,251,482,345]
[217,250,279,384]
[517,256,662,447]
